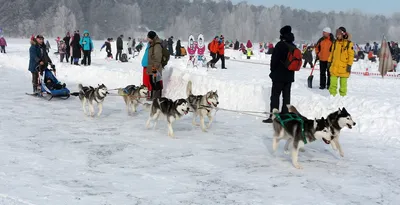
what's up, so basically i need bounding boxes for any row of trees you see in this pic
[0,0,399,42]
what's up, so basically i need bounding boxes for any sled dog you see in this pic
[118,85,148,115]
[76,84,109,117]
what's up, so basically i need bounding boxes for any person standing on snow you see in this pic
[167,36,174,56]
[263,25,296,123]
[147,31,163,99]
[0,35,7,53]
[70,31,81,65]
[116,34,123,61]
[63,32,71,63]
[79,30,94,66]
[59,40,67,62]
[302,46,314,68]
[175,40,182,58]
[328,26,354,97]
[141,42,151,100]
[217,35,227,69]
[127,37,133,55]
[28,35,55,94]
[315,27,334,90]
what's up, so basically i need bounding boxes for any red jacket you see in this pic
[218,42,225,55]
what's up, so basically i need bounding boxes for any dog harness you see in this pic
[273,113,307,144]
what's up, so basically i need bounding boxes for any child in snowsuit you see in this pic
[59,40,67,62]
[101,38,113,58]
[302,46,314,68]
[0,36,7,53]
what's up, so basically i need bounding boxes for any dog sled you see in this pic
[26,68,71,100]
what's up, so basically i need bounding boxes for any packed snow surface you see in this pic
[0,39,399,204]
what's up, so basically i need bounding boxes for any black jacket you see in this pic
[117,37,123,50]
[303,47,313,62]
[71,33,81,58]
[63,36,71,48]
[270,33,295,83]
[175,40,182,56]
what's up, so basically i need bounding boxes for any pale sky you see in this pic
[231,0,397,15]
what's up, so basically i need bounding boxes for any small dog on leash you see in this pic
[118,85,148,115]
[146,97,190,138]
[186,81,219,132]
[271,106,333,169]
[72,84,109,117]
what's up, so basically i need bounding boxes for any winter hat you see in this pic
[36,34,44,39]
[280,25,292,35]
[147,31,157,40]
[322,27,331,33]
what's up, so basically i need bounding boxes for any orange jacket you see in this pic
[218,42,224,55]
[209,39,219,53]
[368,51,373,59]
[315,35,333,61]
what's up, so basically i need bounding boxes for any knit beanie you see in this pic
[147,31,157,40]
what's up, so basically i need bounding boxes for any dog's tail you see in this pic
[186,80,193,97]
[70,92,80,96]
[78,83,83,91]
[287,104,300,115]
[271,108,279,120]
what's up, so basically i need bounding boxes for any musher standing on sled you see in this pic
[29,35,55,94]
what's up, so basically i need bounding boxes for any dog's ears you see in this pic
[214,90,218,95]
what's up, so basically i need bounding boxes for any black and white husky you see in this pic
[325,107,356,157]
[117,85,149,115]
[146,97,190,138]
[76,84,109,117]
[271,107,333,169]
[186,81,219,132]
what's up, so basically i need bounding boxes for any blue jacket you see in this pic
[28,41,41,72]
[79,30,94,51]
[141,44,150,67]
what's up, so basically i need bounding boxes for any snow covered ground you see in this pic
[0,38,400,204]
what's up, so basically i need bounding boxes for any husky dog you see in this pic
[186,81,219,132]
[76,84,109,117]
[325,107,356,157]
[271,108,333,169]
[146,97,190,138]
[118,85,148,115]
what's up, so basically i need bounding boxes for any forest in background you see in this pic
[0,0,399,42]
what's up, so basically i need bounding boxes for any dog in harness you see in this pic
[271,106,333,169]
[118,85,149,115]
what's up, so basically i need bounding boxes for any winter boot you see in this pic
[262,115,273,123]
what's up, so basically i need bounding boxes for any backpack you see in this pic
[120,53,128,62]
[155,42,170,67]
[284,42,303,71]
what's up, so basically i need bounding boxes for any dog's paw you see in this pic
[284,150,290,155]
[293,163,303,169]
[340,152,344,157]
[201,128,208,133]
[299,148,305,152]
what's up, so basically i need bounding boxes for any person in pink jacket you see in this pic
[0,35,7,53]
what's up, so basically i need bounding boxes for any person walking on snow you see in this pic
[79,30,94,66]
[315,27,334,89]
[328,27,354,97]
[0,35,7,53]
[101,38,113,59]
[207,36,219,68]
[146,31,164,99]
[63,32,71,63]
[217,35,227,69]
[263,25,296,123]
[116,34,123,61]
[141,42,152,100]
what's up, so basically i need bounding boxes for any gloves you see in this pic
[51,64,56,69]
[346,65,352,72]
[151,67,157,74]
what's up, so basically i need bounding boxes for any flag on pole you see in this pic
[378,36,394,78]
